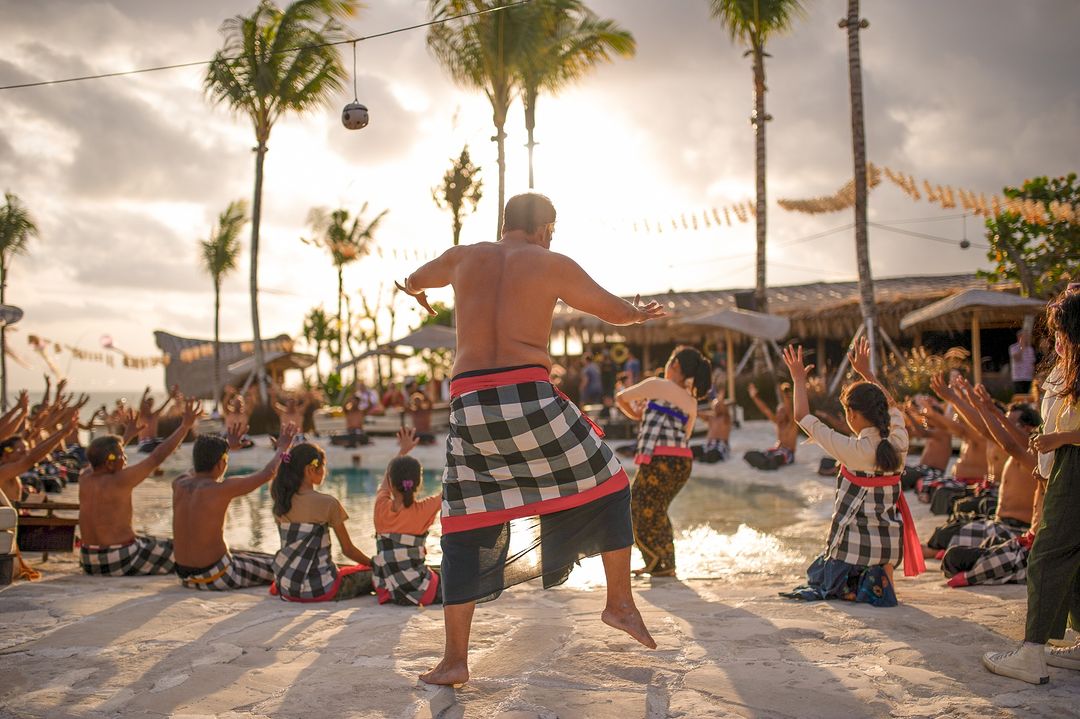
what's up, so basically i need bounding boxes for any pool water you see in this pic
[92,467,815,583]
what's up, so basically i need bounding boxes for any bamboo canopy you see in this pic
[154,331,310,399]
[385,324,457,351]
[681,308,791,397]
[551,273,993,343]
[899,288,1045,384]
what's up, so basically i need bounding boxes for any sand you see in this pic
[2,421,1079,719]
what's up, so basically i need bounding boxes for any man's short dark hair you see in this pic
[193,434,229,473]
[87,435,123,469]
[503,193,556,234]
[1007,402,1042,430]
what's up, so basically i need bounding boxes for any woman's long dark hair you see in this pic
[271,442,324,518]
[841,381,901,472]
[387,456,422,508]
[670,346,712,400]
[1047,287,1080,404]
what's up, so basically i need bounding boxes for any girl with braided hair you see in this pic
[780,337,923,607]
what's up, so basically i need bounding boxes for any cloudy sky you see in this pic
[1,0,1077,392]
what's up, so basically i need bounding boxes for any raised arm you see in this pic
[781,345,814,422]
[848,337,896,404]
[397,247,464,316]
[151,385,180,418]
[119,407,146,445]
[119,399,201,488]
[966,386,1033,465]
[221,423,298,498]
[553,254,665,327]
[0,408,79,482]
[928,374,982,443]
[747,383,776,423]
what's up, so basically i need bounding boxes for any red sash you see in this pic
[450,366,606,438]
[840,466,926,577]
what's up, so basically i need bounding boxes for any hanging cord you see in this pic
[0,0,532,92]
[351,40,358,102]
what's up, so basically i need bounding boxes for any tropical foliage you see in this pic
[516,0,635,188]
[0,191,38,408]
[200,200,247,408]
[980,173,1080,298]
[205,0,357,399]
[304,203,388,364]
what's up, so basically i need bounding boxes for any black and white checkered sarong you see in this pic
[178,550,275,591]
[966,537,1030,585]
[949,518,1026,549]
[442,373,624,531]
[824,470,903,567]
[80,535,175,576]
[372,532,437,606]
[634,400,688,461]
[272,523,338,599]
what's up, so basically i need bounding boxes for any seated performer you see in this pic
[780,338,923,606]
[921,373,990,511]
[372,427,443,605]
[270,440,373,602]
[135,385,178,453]
[900,397,952,491]
[79,399,200,576]
[926,384,1041,558]
[397,192,664,686]
[744,381,798,470]
[172,423,298,590]
[693,388,733,463]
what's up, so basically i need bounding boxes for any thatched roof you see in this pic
[153,331,307,398]
[550,273,996,342]
[899,289,1045,331]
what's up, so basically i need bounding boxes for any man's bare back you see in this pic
[79,473,138,546]
[171,474,234,567]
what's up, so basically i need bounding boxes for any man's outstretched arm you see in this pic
[554,255,664,326]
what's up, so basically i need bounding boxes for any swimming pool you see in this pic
[82,464,815,584]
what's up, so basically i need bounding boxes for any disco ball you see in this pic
[342,102,369,130]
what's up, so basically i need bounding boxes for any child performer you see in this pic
[372,427,442,606]
[984,286,1080,685]
[615,346,711,577]
[269,442,373,602]
[780,337,924,606]
[744,381,798,470]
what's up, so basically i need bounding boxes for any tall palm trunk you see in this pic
[250,140,268,402]
[213,278,222,411]
[525,87,537,189]
[336,265,344,366]
[844,0,878,371]
[0,261,7,411]
[752,44,768,313]
[493,112,507,239]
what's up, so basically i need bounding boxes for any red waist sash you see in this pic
[840,465,926,577]
[450,365,606,438]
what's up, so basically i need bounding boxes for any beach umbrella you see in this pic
[899,289,1045,385]
[0,305,22,327]
[681,308,790,398]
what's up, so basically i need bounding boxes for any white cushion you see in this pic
[0,531,13,555]
[0,507,16,531]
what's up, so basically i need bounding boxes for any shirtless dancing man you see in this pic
[399,193,665,686]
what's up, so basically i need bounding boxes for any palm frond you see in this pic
[706,0,807,46]
[0,191,39,260]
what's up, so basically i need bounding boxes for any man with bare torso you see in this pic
[744,382,799,470]
[79,399,200,576]
[172,423,298,590]
[901,397,953,491]
[136,385,178,452]
[397,193,665,686]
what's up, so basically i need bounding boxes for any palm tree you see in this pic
[841,1,878,371]
[433,145,484,246]
[303,204,388,365]
[517,0,635,188]
[302,306,334,386]
[204,0,357,402]
[0,192,38,410]
[707,0,805,313]
[200,200,247,410]
[428,0,531,238]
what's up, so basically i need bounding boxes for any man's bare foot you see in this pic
[602,605,657,649]
[419,658,469,687]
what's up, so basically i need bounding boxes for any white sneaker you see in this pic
[1046,641,1080,670]
[1049,628,1079,648]
[982,643,1049,685]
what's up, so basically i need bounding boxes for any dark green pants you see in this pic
[1025,444,1080,643]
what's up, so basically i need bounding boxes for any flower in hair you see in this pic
[281,452,292,464]
[402,480,414,491]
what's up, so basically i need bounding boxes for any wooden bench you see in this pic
[13,500,79,562]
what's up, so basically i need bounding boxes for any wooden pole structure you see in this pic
[816,335,827,379]
[971,312,982,386]
[725,329,736,399]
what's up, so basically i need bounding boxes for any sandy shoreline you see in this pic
[2,422,1078,718]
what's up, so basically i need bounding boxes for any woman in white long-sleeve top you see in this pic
[780,337,924,607]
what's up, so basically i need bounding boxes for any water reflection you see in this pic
[123,469,812,581]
